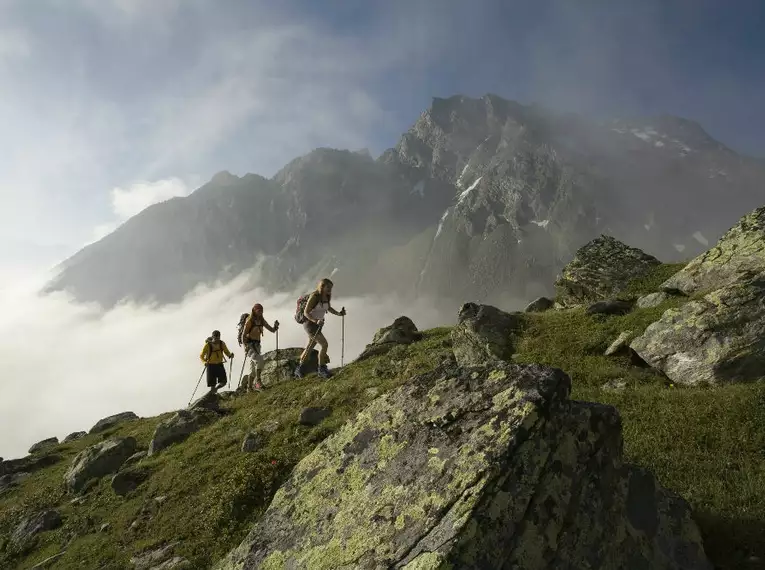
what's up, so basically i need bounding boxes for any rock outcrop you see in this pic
[214,361,711,570]
[357,316,422,360]
[111,466,151,496]
[524,296,555,313]
[64,437,137,493]
[0,453,62,478]
[630,279,765,385]
[555,235,661,306]
[88,411,139,434]
[660,206,765,295]
[28,437,59,454]
[9,510,62,553]
[147,409,218,456]
[63,431,87,443]
[636,292,671,309]
[242,348,319,389]
[451,302,523,366]
[631,206,765,386]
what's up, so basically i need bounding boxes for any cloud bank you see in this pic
[0,271,449,461]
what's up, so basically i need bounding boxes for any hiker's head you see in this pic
[211,330,221,341]
[252,303,263,316]
[317,278,333,299]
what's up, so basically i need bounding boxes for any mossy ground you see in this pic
[0,329,454,570]
[2,265,763,570]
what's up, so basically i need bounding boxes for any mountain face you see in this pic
[44,94,765,308]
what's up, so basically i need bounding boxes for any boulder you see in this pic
[63,431,87,443]
[64,437,137,493]
[661,206,765,295]
[555,235,661,306]
[524,296,555,313]
[586,299,634,316]
[188,391,223,413]
[630,279,765,385]
[637,292,670,309]
[122,451,147,469]
[241,348,319,389]
[111,466,152,496]
[0,472,29,493]
[605,331,635,356]
[451,302,523,366]
[241,432,261,453]
[298,407,332,426]
[28,437,59,454]
[356,316,422,361]
[10,510,62,552]
[0,453,62,477]
[213,361,710,570]
[89,411,139,434]
[147,409,218,456]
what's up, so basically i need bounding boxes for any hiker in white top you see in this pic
[295,277,346,379]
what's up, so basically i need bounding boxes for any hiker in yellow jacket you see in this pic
[200,330,234,392]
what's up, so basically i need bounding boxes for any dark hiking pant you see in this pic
[206,363,227,388]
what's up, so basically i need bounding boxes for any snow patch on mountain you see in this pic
[435,209,450,239]
[456,164,470,187]
[457,177,482,204]
[531,219,550,229]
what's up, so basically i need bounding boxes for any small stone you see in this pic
[260,420,280,434]
[602,378,628,391]
[636,292,670,309]
[241,432,261,453]
[155,495,167,504]
[99,523,111,533]
[605,331,634,356]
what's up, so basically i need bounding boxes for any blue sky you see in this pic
[0,0,763,272]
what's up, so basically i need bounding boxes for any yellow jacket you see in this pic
[200,340,232,364]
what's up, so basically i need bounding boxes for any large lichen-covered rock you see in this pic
[64,437,137,493]
[88,411,139,434]
[214,362,711,570]
[0,453,61,478]
[661,206,765,295]
[28,437,59,455]
[555,235,661,306]
[630,278,765,385]
[451,302,523,366]
[10,510,62,553]
[357,316,423,361]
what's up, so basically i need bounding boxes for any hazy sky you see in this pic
[1,0,763,271]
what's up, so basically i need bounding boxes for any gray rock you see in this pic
[586,299,633,316]
[0,453,61,477]
[63,431,87,443]
[602,378,628,391]
[10,510,62,552]
[661,206,765,295]
[524,296,555,313]
[64,437,137,493]
[100,523,111,532]
[555,235,661,306]
[636,292,670,309]
[241,432,261,453]
[0,472,29,493]
[28,437,59,454]
[30,551,67,569]
[298,407,331,426]
[111,466,151,496]
[131,542,180,570]
[148,409,218,456]
[122,451,147,469]
[188,391,222,413]
[605,331,635,356]
[631,279,765,386]
[213,361,711,570]
[356,316,422,361]
[89,411,138,434]
[239,348,319,390]
[451,302,524,366]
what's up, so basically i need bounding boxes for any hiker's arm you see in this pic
[222,341,233,358]
[303,294,321,323]
[199,345,209,363]
[263,318,276,333]
[328,303,346,316]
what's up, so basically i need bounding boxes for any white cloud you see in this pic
[0,270,450,461]
[0,27,31,61]
[112,178,190,219]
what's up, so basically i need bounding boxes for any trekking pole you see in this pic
[188,366,206,406]
[341,309,345,367]
[238,352,247,388]
[275,327,280,381]
[229,356,234,392]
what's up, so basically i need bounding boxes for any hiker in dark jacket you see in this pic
[295,278,345,379]
[200,330,233,392]
[241,303,279,392]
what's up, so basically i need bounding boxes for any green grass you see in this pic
[0,328,454,570]
[619,262,688,298]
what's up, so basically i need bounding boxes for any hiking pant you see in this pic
[246,341,264,375]
[206,363,227,388]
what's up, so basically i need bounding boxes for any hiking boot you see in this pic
[294,364,304,378]
[318,365,331,379]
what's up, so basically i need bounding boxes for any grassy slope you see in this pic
[2,263,763,569]
[0,329,454,570]
[513,263,765,569]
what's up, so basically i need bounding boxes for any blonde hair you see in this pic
[316,278,333,301]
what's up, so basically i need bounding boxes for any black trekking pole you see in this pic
[188,366,206,406]
[238,352,247,390]
[341,309,345,367]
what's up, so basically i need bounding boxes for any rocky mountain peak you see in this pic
[209,170,240,185]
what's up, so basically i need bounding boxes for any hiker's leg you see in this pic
[315,332,329,366]
[247,344,258,390]
[299,322,319,364]
[218,362,227,388]
[254,352,265,388]
[206,365,216,389]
